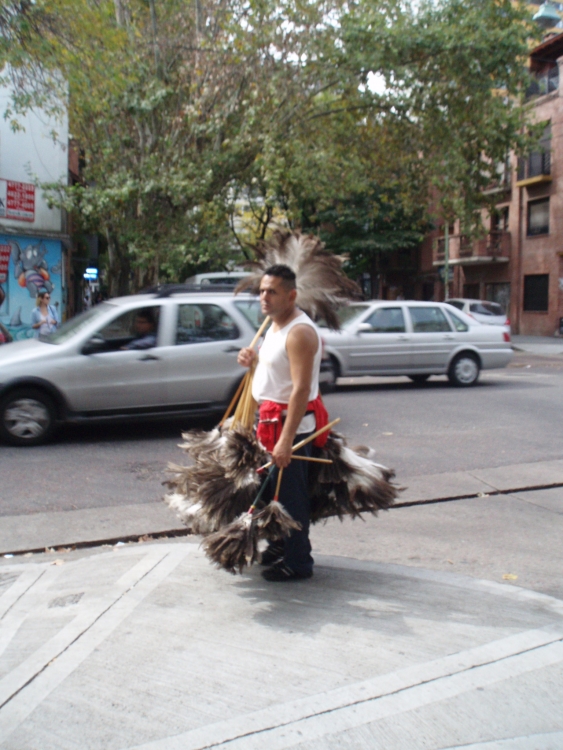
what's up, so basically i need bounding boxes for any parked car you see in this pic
[0,289,332,446]
[446,298,510,330]
[319,301,513,389]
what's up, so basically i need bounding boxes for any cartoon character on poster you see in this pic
[0,236,62,341]
[11,240,54,297]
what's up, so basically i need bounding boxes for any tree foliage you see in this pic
[0,0,536,294]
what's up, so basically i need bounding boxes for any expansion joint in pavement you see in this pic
[0,550,178,714]
[394,481,563,508]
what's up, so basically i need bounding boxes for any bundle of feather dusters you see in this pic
[164,420,269,536]
[164,424,401,571]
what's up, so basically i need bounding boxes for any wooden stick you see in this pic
[249,315,271,349]
[224,316,268,428]
[256,419,341,473]
[291,418,340,453]
[273,467,284,502]
[220,372,248,426]
[257,455,333,473]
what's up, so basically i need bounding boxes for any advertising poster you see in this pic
[0,235,63,340]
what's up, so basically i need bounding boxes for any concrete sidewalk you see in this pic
[0,541,562,750]
[0,455,562,748]
[2,458,562,556]
[511,335,563,357]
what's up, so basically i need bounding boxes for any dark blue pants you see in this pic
[264,432,314,575]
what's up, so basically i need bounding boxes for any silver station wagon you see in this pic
[320,301,513,389]
[0,290,268,446]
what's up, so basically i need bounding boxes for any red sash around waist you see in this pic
[256,395,329,452]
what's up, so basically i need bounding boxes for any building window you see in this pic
[491,207,509,233]
[518,124,551,181]
[526,65,559,99]
[527,198,549,236]
[523,274,549,312]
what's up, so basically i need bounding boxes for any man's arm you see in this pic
[272,324,318,468]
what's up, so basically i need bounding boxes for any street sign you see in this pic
[438,266,454,283]
[0,179,35,222]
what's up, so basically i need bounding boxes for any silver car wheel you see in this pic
[4,398,51,439]
[450,355,479,386]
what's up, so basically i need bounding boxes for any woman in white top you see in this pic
[30,291,58,337]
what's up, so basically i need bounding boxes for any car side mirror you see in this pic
[356,322,373,334]
[82,334,107,355]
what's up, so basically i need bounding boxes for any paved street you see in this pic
[2,351,563,517]
[1,342,562,748]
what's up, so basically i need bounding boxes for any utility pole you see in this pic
[444,223,450,301]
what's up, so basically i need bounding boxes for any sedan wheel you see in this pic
[448,354,480,387]
[320,356,339,394]
[0,389,56,446]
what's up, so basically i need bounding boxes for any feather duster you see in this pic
[164,424,269,532]
[236,230,360,330]
[309,433,400,522]
[164,495,216,535]
[254,501,301,540]
[202,512,259,574]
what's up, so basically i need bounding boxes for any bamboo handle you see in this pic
[249,315,271,349]
[257,455,333,473]
[221,317,268,426]
[291,418,340,453]
[220,372,248,426]
[273,467,284,502]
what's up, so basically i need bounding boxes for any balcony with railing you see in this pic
[433,231,511,266]
[526,65,559,100]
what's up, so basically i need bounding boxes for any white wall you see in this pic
[0,84,68,234]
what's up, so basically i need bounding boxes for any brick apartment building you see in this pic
[416,32,563,336]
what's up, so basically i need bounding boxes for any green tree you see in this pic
[0,0,536,294]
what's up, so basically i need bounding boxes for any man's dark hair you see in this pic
[136,308,156,327]
[263,264,296,290]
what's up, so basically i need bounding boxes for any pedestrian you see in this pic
[30,290,59,337]
[237,264,327,582]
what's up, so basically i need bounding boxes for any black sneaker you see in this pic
[259,543,284,567]
[261,563,313,582]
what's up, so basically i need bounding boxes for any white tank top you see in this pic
[252,312,322,427]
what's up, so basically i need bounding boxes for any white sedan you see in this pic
[320,301,513,388]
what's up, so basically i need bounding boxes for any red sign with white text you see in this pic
[0,244,11,283]
[0,179,35,222]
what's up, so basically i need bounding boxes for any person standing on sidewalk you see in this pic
[237,264,327,582]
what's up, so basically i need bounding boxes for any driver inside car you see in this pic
[121,309,157,350]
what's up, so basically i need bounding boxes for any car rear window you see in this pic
[445,309,469,332]
[408,306,452,333]
[447,300,464,311]
[469,302,503,316]
[176,304,239,343]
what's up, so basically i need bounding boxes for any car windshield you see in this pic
[41,303,115,344]
[317,305,370,328]
[469,302,503,316]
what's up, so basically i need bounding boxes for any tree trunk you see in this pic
[106,229,131,297]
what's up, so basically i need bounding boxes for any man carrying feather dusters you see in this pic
[237,264,329,582]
